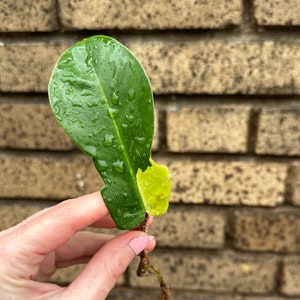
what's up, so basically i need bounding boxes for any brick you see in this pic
[0,0,58,32]
[51,264,125,286]
[0,102,74,151]
[0,44,68,92]
[2,40,300,95]
[256,108,300,156]
[167,104,250,153]
[0,154,102,199]
[58,0,242,30]
[0,202,50,231]
[152,109,159,151]
[233,209,300,253]
[167,159,287,206]
[50,264,83,284]
[150,205,225,249]
[281,256,300,296]
[286,162,300,206]
[244,297,288,300]
[129,251,279,294]
[108,288,241,300]
[254,0,300,26]
[129,40,300,95]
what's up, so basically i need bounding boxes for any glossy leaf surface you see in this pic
[49,36,157,229]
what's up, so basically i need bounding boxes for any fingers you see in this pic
[54,231,114,268]
[62,231,155,300]
[4,192,111,265]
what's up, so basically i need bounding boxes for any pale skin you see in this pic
[0,192,155,299]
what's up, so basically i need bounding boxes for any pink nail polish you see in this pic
[129,236,150,255]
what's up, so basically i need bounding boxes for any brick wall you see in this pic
[1,1,300,299]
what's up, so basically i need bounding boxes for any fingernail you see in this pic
[129,235,150,255]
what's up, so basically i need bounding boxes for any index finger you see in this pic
[6,192,113,263]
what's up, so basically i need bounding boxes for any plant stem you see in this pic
[136,213,170,300]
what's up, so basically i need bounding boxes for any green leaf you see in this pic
[48,35,170,229]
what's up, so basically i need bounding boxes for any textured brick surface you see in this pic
[167,159,287,206]
[0,0,58,32]
[0,154,102,199]
[256,108,300,156]
[107,288,241,300]
[150,205,225,249]
[129,40,300,95]
[152,109,159,151]
[286,162,300,206]
[2,41,300,95]
[129,251,279,294]
[245,297,288,300]
[51,264,125,286]
[254,0,300,26]
[167,104,250,153]
[233,210,300,252]
[0,102,74,150]
[0,44,68,92]
[281,256,300,296]
[0,202,50,230]
[59,0,242,30]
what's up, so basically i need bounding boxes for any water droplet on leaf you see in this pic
[127,89,135,101]
[134,136,145,144]
[95,159,109,171]
[104,134,114,147]
[125,114,134,122]
[113,160,125,173]
[118,145,125,153]
[72,101,83,108]
[122,123,128,130]
[112,91,119,105]
[108,107,119,118]
[87,99,100,107]
[82,145,97,157]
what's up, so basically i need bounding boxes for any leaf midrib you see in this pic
[89,49,138,185]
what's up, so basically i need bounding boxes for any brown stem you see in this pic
[136,213,170,300]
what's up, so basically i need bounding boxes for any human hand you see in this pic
[0,192,155,300]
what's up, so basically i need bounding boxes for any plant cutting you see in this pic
[48,35,172,299]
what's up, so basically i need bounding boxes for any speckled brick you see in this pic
[129,40,300,95]
[233,209,300,252]
[51,264,125,286]
[152,109,159,151]
[0,202,50,230]
[167,103,250,153]
[0,102,74,151]
[107,288,241,300]
[244,297,288,300]
[0,0,58,31]
[256,108,300,156]
[2,40,300,95]
[254,0,300,26]
[129,251,279,294]
[58,0,242,30]
[281,256,300,296]
[166,159,287,206]
[0,154,102,199]
[0,44,68,92]
[286,162,300,206]
[150,205,225,249]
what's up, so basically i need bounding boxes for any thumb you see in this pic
[62,231,155,300]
